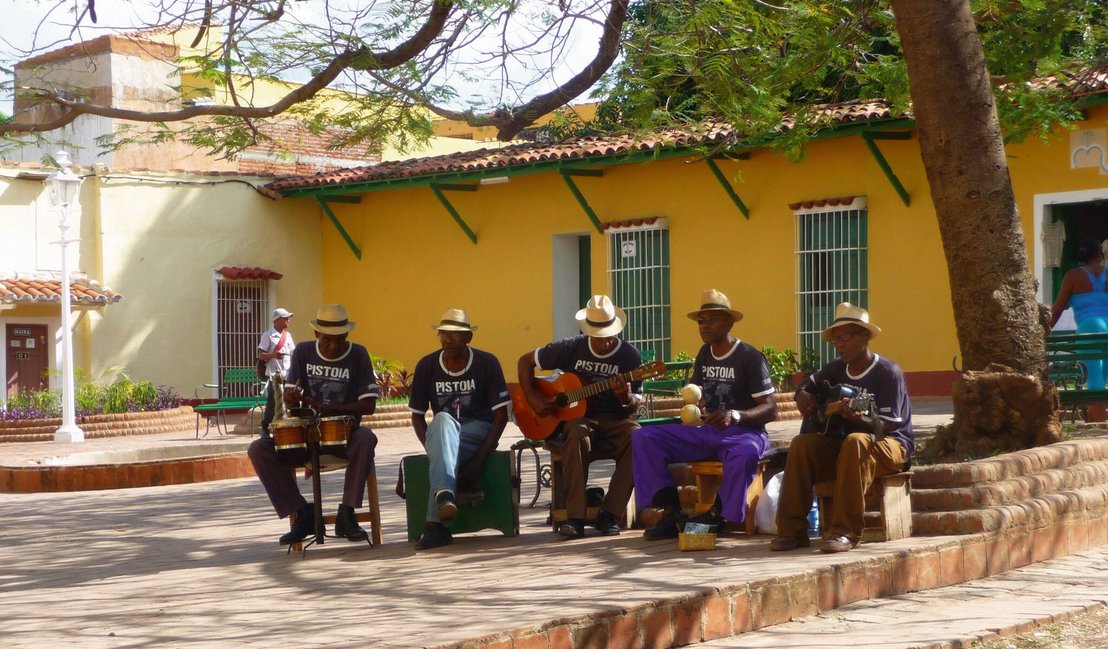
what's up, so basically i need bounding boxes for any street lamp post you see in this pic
[47,151,84,443]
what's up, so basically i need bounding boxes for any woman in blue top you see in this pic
[1051,236,1108,389]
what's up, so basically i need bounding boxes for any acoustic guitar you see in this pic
[511,360,666,440]
[798,380,881,440]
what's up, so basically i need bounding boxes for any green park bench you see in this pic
[1046,331,1108,421]
[193,367,267,438]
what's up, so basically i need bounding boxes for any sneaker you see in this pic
[643,512,680,540]
[558,518,586,539]
[594,510,621,536]
[415,522,453,550]
[769,535,811,552]
[279,504,315,545]
[819,534,856,553]
[435,490,458,522]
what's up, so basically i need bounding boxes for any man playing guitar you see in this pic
[516,295,643,539]
[770,302,914,554]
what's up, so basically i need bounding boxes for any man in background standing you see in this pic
[257,307,294,438]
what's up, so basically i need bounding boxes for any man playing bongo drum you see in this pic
[247,304,379,546]
[408,308,511,550]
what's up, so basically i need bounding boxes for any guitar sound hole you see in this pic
[554,394,569,408]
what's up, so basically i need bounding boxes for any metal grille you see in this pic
[606,220,671,361]
[795,202,868,366]
[215,279,268,397]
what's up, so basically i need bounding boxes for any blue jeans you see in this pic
[424,412,492,522]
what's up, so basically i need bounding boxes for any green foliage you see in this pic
[371,356,413,400]
[761,346,821,392]
[591,0,1108,150]
[664,350,694,381]
[3,367,180,419]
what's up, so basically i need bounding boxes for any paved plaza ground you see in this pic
[1,399,1105,648]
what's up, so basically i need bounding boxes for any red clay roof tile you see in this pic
[0,272,123,307]
[216,266,283,281]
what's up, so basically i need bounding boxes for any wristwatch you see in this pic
[730,409,742,424]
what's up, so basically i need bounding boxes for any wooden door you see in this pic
[6,324,49,400]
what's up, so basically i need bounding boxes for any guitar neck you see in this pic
[562,370,636,404]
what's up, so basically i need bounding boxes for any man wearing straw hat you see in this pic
[634,288,778,540]
[408,308,511,550]
[770,302,913,554]
[517,294,643,539]
[247,304,379,547]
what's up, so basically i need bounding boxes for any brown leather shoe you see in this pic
[769,535,811,551]
[819,535,856,553]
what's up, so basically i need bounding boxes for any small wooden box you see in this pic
[677,531,717,551]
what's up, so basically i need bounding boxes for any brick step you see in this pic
[912,482,1108,534]
[911,438,1108,488]
[912,459,1108,511]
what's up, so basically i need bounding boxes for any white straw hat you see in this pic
[575,295,627,337]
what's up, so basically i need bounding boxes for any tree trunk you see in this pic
[889,0,1061,456]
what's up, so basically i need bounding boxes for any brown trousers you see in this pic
[776,432,907,542]
[546,414,637,520]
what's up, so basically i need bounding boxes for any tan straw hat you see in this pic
[433,308,477,332]
[686,288,744,322]
[310,304,356,335]
[575,295,627,337]
[820,302,881,341]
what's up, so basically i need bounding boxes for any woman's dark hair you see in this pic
[1076,237,1105,263]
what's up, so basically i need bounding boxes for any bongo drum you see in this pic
[272,417,310,465]
[318,415,354,454]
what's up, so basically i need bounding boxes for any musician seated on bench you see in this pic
[247,304,379,547]
[409,308,511,550]
[770,302,914,554]
[633,289,777,540]
[515,295,643,539]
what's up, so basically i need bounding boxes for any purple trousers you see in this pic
[248,426,377,518]
[632,423,768,523]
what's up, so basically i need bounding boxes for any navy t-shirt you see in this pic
[804,354,914,458]
[691,339,775,431]
[287,340,379,424]
[408,347,511,423]
[533,335,643,417]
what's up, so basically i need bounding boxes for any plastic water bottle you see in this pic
[806,496,820,539]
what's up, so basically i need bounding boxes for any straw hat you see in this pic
[820,302,881,341]
[310,304,356,335]
[433,308,477,332]
[686,288,743,322]
[575,295,627,337]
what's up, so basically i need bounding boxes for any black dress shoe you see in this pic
[643,512,680,540]
[334,504,369,542]
[685,508,724,528]
[415,522,453,550]
[557,518,586,539]
[280,504,315,545]
[594,510,621,536]
[435,490,458,522]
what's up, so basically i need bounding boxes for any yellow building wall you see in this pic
[310,105,1108,389]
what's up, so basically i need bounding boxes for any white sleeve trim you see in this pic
[752,387,776,398]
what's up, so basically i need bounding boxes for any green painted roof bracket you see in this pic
[315,196,362,260]
[861,131,911,207]
[558,169,604,233]
[430,184,478,244]
[705,158,750,219]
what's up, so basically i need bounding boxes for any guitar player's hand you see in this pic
[527,393,554,417]
[611,375,632,406]
[831,398,864,423]
[794,389,816,417]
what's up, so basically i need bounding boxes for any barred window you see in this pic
[606,218,671,361]
[794,198,868,365]
[214,278,269,397]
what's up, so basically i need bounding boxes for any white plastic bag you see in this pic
[753,472,782,535]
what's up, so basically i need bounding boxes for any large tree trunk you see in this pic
[889,0,1061,457]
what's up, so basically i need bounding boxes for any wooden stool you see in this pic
[814,471,912,542]
[289,462,382,552]
[401,451,519,541]
[549,450,636,531]
[688,459,766,534]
